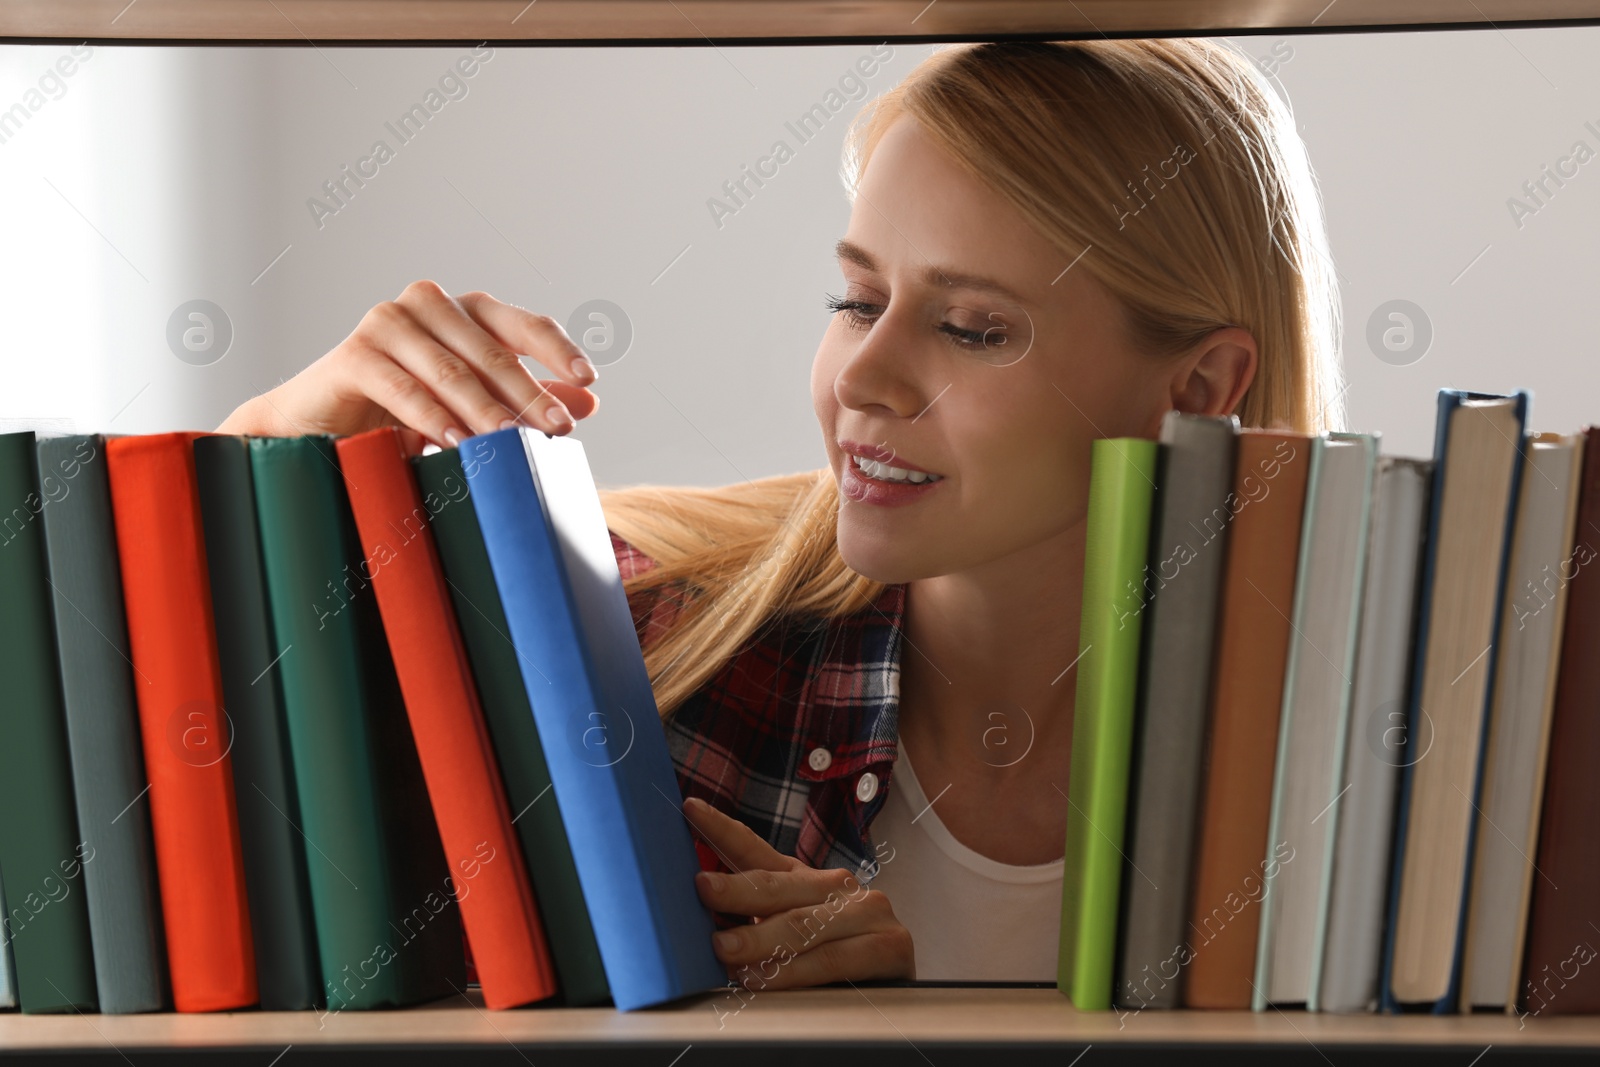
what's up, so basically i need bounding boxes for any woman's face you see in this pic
[812,113,1173,585]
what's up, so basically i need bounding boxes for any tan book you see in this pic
[1182,430,1313,1010]
[1459,432,1583,1012]
[1385,391,1528,1009]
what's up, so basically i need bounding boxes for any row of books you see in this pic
[0,425,728,1015]
[1059,388,1600,1018]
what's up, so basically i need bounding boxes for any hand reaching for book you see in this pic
[216,280,600,446]
[684,796,916,989]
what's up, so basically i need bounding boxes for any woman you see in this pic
[219,38,1343,992]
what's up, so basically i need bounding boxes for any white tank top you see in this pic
[865,743,1065,981]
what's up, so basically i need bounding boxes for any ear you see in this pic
[1168,326,1258,419]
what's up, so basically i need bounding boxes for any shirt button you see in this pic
[808,747,832,773]
[856,772,879,803]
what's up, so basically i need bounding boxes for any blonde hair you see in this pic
[601,38,1344,717]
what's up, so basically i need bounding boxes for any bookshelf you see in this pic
[2,0,1600,43]
[2,3,1597,1062]
[1,987,1599,1063]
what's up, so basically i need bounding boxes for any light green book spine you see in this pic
[1307,433,1376,1012]
[1058,436,1158,1010]
[1252,432,1377,1012]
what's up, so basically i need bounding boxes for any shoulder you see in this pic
[609,528,688,648]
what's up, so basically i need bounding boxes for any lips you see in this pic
[837,439,942,478]
[838,443,946,507]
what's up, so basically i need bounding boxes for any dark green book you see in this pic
[193,435,322,1010]
[0,431,98,1013]
[248,435,464,1012]
[415,449,610,1006]
[35,435,167,1014]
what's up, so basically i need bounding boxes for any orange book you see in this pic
[1182,430,1312,1009]
[335,427,558,1009]
[105,432,257,1012]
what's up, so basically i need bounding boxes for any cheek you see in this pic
[950,387,1091,530]
[811,337,845,431]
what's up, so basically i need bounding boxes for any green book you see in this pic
[36,435,168,1013]
[248,435,464,1012]
[1058,436,1158,1011]
[414,449,610,1006]
[194,435,322,1010]
[0,431,99,1013]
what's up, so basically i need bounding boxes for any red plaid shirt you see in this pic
[612,531,904,883]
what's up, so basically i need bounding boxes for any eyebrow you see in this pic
[833,238,1031,306]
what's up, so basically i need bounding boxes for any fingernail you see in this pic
[548,406,574,433]
[443,427,462,448]
[715,930,741,953]
[571,354,598,382]
[499,419,519,432]
[700,870,725,892]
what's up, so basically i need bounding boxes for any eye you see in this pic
[823,293,1007,352]
[943,315,1007,351]
[824,293,878,331]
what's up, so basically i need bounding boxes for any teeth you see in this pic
[853,454,942,484]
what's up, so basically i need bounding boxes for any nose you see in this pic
[833,303,927,419]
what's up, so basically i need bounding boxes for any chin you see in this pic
[836,523,930,586]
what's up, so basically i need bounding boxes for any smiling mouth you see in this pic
[849,452,944,484]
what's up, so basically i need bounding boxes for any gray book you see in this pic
[1114,411,1238,1011]
[1314,456,1432,1012]
[35,434,168,1014]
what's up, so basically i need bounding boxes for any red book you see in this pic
[105,432,257,1012]
[335,427,558,1009]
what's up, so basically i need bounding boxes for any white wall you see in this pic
[1,28,1597,485]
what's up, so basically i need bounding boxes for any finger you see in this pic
[695,862,850,919]
[683,797,793,876]
[457,289,598,386]
[381,317,526,438]
[345,346,463,449]
[712,882,887,967]
[395,283,580,435]
[541,380,599,421]
[726,928,915,992]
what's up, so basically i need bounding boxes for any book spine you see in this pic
[463,427,724,1011]
[1058,436,1158,1011]
[1444,392,1528,1012]
[193,435,322,1010]
[1519,426,1600,1015]
[104,432,257,1012]
[249,435,464,1012]
[0,431,99,1013]
[1307,435,1378,1012]
[1115,414,1236,1011]
[1317,458,1431,1014]
[337,427,558,1010]
[36,435,167,1013]
[1382,390,1529,1013]
[415,449,611,1006]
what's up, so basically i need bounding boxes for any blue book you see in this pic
[1380,389,1530,1013]
[461,426,725,1012]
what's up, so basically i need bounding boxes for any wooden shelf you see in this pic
[6,0,1600,44]
[1,986,1598,1062]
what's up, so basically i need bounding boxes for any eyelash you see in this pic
[823,293,999,350]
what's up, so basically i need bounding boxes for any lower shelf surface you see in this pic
[0,984,1596,1065]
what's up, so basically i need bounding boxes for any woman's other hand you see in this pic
[685,795,915,990]
[216,280,599,444]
